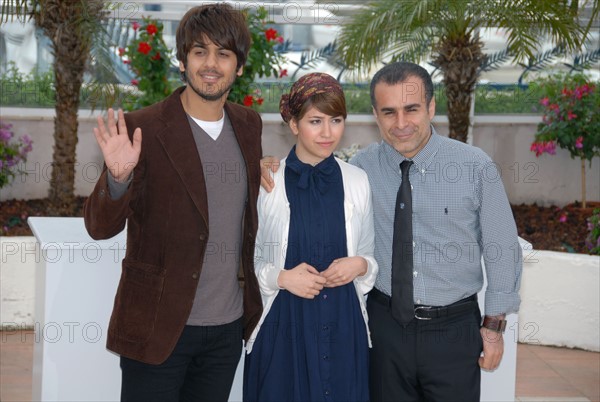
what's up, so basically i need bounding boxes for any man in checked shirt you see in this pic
[261,61,522,402]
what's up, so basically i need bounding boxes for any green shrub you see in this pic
[1,62,55,107]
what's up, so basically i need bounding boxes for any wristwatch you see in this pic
[482,315,507,333]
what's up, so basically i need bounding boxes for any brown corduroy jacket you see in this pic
[84,87,263,364]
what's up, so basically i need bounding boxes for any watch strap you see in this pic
[482,315,507,333]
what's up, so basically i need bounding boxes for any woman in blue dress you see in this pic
[244,73,378,402]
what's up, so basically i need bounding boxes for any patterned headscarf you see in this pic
[279,73,344,123]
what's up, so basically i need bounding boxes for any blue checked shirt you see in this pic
[351,128,522,315]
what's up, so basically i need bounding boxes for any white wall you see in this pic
[1,108,599,206]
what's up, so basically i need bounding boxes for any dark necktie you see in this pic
[391,160,414,325]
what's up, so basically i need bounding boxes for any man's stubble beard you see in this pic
[184,68,236,102]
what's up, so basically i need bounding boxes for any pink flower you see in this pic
[132,21,140,31]
[558,213,568,223]
[575,136,583,149]
[540,97,550,106]
[567,111,577,120]
[123,59,130,65]
[131,79,139,86]
[276,36,284,44]
[530,141,556,157]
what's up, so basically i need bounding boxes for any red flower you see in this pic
[137,42,152,55]
[567,111,577,120]
[279,69,288,78]
[256,98,264,105]
[540,97,549,106]
[276,36,284,44]
[132,21,140,31]
[575,136,584,149]
[151,52,161,61]
[265,28,278,41]
[131,79,139,86]
[243,95,254,107]
[146,24,158,35]
[118,47,126,57]
[123,59,130,65]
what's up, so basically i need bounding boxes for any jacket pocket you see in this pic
[110,259,166,343]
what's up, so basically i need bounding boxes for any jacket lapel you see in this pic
[155,87,209,228]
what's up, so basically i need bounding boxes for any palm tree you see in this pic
[1,0,106,214]
[337,0,597,143]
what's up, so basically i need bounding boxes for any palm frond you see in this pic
[388,37,434,64]
[289,42,338,79]
[579,0,599,42]
[487,0,585,63]
[517,45,565,84]
[564,47,600,72]
[337,0,441,72]
[479,48,512,73]
[0,0,38,23]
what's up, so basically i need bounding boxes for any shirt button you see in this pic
[323,325,329,330]
[410,184,413,190]
[323,355,328,360]
[192,272,199,279]
[199,234,207,241]
[323,294,328,300]
[416,299,421,304]
[325,390,330,396]
[413,271,418,278]
[413,241,416,248]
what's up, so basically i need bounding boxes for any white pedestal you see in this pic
[479,305,518,402]
[479,237,531,402]
[29,217,125,401]
[28,217,246,402]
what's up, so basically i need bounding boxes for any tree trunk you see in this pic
[434,35,484,143]
[36,0,105,215]
[581,157,586,208]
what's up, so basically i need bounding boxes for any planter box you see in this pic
[1,236,37,328]
[519,250,600,352]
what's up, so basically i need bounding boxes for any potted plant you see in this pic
[530,72,600,208]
